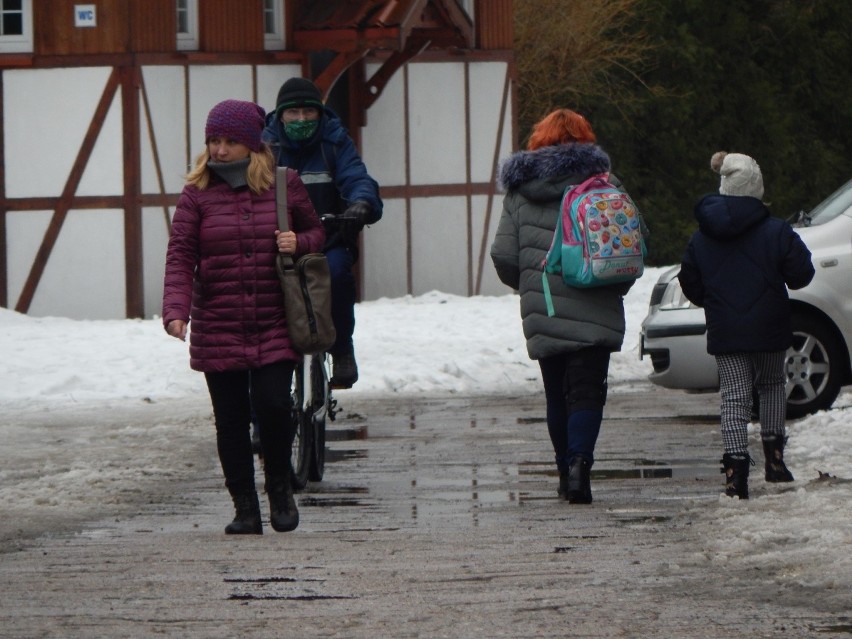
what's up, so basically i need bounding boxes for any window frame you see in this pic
[176,0,198,51]
[263,0,285,51]
[0,0,33,54]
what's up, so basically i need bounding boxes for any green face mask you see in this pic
[284,120,319,141]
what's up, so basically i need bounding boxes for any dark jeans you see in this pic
[205,361,296,495]
[325,245,356,355]
[538,346,610,471]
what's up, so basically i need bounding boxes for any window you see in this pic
[0,0,32,53]
[263,0,285,50]
[176,0,198,51]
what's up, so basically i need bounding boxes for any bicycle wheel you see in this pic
[290,364,312,490]
[307,355,328,482]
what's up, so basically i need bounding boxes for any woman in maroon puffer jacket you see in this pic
[163,99,324,535]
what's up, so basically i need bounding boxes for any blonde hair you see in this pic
[185,144,276,194]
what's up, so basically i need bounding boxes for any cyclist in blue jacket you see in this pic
[262,77,383,389]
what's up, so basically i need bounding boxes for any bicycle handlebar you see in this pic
[320,213,362,224]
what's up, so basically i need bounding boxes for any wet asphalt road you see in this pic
[0,384,849,638]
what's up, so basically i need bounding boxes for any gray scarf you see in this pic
[207,157,250,189]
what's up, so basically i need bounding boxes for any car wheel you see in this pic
[785,311,843,419]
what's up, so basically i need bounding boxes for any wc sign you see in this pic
[74,4,97,27]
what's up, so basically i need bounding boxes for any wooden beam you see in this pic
[0,76,6,308]
[293,27,402,52]
[121,65,144,319]
[312,50,368,99]
[364,36,431,110]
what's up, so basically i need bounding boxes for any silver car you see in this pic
[640,178,852,419]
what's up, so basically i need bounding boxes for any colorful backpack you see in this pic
[542,173,646,315]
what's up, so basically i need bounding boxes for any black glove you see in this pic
[340,201,371,242]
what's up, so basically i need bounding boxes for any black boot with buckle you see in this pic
[762,435,794,483]
[721,453,752,499]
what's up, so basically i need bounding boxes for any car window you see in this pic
[797,178,852,227]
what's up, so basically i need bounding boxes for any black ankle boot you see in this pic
[225,491,263,535]
[762,436,794,483]
[265,474,299,532]
[721,453,752,499]
[565,455,592,504]
[330,347,358,389]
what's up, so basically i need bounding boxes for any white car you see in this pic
[640,178,852,419]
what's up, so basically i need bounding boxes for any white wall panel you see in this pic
[76,92,123,196]
[468,62,511,184]
[142,206,172,318]
[411,196,467,296]
[362,61,406,188]
[8,210,125,319]
[4,67,112,198]
[140,66,189,193]
[187,66,253,154]
[408,63,466,185]
[5,210,50,312]
[256,64,302,114]
[361,198,407,300]
[471,193,507,296]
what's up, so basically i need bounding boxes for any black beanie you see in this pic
[276,77,323,112]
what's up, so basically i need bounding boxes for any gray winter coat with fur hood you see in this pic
[490,143,640,360]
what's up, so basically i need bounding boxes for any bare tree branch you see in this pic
[514,0,663,140]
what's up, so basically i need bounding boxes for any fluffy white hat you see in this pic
[710,151,764,199]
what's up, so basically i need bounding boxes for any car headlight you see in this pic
[658,278,695,310]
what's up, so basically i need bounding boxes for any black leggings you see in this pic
[538,346,610,469]
[204,360,295,494]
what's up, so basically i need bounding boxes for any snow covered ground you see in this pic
[1,266,850,592]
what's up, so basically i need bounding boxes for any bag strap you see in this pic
[275,167,294,267]
[542,271,556,318]
[276,167,290,232]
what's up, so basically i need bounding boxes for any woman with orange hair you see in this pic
[491,109,647,504]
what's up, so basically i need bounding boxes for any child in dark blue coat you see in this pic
[679,152,814,499]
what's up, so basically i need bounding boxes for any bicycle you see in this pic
[290,351,338,489]
[289,211,359,490]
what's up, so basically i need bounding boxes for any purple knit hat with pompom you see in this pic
[205,99,266,152]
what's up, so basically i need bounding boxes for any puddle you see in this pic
[224,576,324,584]
[815,623,852,634]
[228,593,353,601]
[520,458,717,481]
[326,425,368,441]
[325,448,368,463]
[298,496,369,508]
[614,515,672,524]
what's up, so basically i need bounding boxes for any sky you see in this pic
[1,266,850,591]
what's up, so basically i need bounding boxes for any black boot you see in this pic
[565,455,592,504]
[721,453,751,499]
[558,471,570,500]
[265,474,299,532]
[330,346,358,389]
[225,490,263,535]
[762,435,794,483]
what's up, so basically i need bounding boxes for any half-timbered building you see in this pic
[0,0,514,319]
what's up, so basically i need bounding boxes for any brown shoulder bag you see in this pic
[275,167,336,355]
